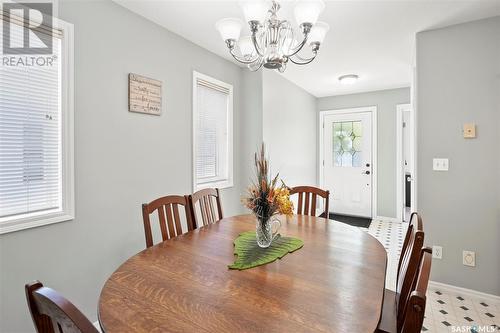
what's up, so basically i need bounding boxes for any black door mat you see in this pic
[328,213,372,228]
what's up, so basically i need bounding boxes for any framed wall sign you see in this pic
[128,73,162,115]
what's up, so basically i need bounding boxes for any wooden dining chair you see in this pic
[376,215,424,333]
[400,247,433,333]
[25,281,99,333]
[397,212,420,280]
[188,188,223,228]
[142,195,194,248]
[289,186,330,217]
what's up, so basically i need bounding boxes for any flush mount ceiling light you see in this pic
[215,0,329,72]
[338,74,359,85]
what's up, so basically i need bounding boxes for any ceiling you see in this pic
[114,0,500,97]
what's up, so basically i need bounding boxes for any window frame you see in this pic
[192,71,233,192]
[0,17,75,234]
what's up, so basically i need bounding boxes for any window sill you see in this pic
[194,179,233,192]
[0,212,74,235]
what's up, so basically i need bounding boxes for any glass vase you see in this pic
[255,215,281,248]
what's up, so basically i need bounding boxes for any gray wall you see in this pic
[317,88,411,218]
[416,16,500,295]
[240,70,264,188]
[262,71,317,187]
[0,1,258,331]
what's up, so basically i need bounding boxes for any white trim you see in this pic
[0,17,74,234]
[372,108,378,219]
[411,65,418,212]
[318,106,378,218]
[0,213,75,234]
[396,107,403,222]
[192,71,234,192]
[429,281,500,303]
[396,104,411,222]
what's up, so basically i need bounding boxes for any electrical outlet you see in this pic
[463,251,475,267]
[432,246,443,259]
[433,158,449,171]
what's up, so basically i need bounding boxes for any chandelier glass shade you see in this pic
[216,0,329,72]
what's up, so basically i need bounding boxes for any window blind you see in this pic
[195,78,229,184]
[0,19,63,219]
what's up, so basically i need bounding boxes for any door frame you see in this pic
[396,104,415,222]
[318,106,378,218]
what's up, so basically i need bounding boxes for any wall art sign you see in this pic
[128,73,162,115]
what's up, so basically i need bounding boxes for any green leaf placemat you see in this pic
[228,231,304,270]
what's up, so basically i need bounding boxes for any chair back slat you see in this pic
[172,204,183,236]
[304,192,310,215]
[297,193,303,214]
[189,188,223,228]
[290,186,330,217]
[414,248,432,294]
[25,281,99,333]
[398,212,418,279]
[397,215,424,330]
[400,247,432,333]
[165,204,176,238]
[311,193,317,215]
[203,197,211,223]
[142,195,193,248]
[209,198,217,222]
[157,206,168,241]
[202,197,210,223]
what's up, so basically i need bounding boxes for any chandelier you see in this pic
[215,0,329,72]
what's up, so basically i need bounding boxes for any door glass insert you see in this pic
[332,121,363,167]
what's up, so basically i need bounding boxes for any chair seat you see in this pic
[377,289,398,333]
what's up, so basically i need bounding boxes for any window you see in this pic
[333,121,363,167]
[0,12,74,234]
[193,71,233,191]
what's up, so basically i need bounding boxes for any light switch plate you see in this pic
[433,158,449,171]
[463,250,475,267]
[433,246,443,259]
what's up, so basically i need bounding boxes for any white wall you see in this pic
[262,71,317,188]
[416,16,500,295]
[0,1,260,331]
[317,88,411,218]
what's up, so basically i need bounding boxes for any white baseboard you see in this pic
[429,280,500,304]
[374,216,401,223]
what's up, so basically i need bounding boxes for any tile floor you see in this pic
[423,285,500,332]
[362,219,500,333]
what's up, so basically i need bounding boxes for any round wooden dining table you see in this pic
[98,214,387,333]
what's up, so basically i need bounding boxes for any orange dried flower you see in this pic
[242,143,294,220]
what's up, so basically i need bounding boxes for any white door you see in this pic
[323,111,373,217]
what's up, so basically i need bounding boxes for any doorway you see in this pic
[319,107,377,219]
[396,104,414,222]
